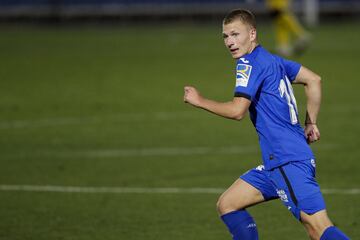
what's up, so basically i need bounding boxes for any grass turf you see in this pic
[0,20,359,239]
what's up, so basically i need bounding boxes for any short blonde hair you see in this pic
[223,9,257,29]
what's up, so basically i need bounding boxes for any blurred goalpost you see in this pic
[304,0,319,27]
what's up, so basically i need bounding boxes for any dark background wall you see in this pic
[0,0,359,19]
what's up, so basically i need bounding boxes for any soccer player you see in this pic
[183,9,350,240]
[266,0,311,56]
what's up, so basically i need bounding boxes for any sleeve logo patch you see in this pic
[236,64,252,87]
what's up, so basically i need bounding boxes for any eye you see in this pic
[231,32,239,37]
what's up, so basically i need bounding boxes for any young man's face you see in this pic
[222,20,256,59]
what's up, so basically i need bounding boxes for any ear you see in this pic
[249,28,257,41]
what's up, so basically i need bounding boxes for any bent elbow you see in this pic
[229,98,250,121]
[234,116,244,121]
[314,75,322,84]
[232,112,246,121]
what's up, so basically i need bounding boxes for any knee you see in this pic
[216,196,225,215]
[216,195,240,215]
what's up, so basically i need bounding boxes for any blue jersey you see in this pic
[234,45,314,170]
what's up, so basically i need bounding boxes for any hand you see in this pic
[184,86,203,107]
[305,123,320,144]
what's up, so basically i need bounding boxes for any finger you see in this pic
[307,136,315,144]
[309,134,317,142]
[307,132,316,144]
[311,136,318,142]
[312,130,320,141]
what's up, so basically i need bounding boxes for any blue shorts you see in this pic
[240,159,326,220]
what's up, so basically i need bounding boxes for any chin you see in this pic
[232,53,242,59]
[230,50,244,59]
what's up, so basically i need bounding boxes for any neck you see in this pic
[247,42,258,54]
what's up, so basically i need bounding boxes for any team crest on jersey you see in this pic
[236,64,252,87]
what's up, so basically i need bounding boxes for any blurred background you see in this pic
[0,1,359,240]
[0,0,359,21]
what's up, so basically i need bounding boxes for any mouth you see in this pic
[230,48,239,54]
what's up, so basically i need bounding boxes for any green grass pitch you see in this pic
[0,20,359,239]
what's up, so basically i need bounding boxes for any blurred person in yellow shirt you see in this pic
[266,0,311,56]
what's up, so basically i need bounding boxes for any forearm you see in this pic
[184,86,250,120]
[198,98,246,121]
[304,78,321,124]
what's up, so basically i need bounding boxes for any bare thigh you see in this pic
[217,178,266,215]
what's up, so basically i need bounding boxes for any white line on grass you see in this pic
[3,144,337,159]
[1,105,359,129]
[0,185,359,195]
[0,111,196,129]
[43,145,260,158]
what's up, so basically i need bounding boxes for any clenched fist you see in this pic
[184,86,203,107]
[305,123,320,144]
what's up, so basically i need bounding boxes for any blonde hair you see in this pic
[223,9,257,29]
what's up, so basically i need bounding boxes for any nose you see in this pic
[225,39,234,48]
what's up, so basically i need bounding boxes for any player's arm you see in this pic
[183,86,250,121]
[293,66,322,143]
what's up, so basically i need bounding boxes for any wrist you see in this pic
[305,122,316,125]
[196,96,206,108]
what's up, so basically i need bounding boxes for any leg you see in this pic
[218,166,278,240]
[301,210,350,240]
[217,179,265,240]
[275,13,292,56]
[301,210,333,240]
[269,160,350,240]
[278,10,311,55]
[217,178,265,215]
[269,8,292,56]
[271,8,310,56]
[279,11,306,39]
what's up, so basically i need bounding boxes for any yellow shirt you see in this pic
[265,0,289,10]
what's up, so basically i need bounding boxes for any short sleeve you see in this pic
[277,56,301,82]
[234,61,264,101]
